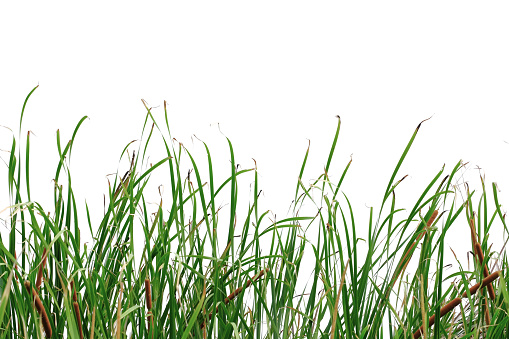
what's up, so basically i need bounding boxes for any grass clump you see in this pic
[1,86,509,338]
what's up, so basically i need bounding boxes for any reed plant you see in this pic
[1,86,509,338]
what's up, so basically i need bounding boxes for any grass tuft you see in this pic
[1,87,509,338]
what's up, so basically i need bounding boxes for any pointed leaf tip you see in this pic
[416,116,432,130]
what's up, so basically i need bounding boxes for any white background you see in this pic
[1,2,509,271]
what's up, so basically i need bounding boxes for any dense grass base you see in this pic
[1,86,508,338]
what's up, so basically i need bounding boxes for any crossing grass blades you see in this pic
[1,86,509,338]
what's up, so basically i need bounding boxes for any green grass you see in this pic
[1,85,509,338]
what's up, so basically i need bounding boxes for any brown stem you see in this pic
[200,268,269,329]
[145,278,153,334]
[25,281,52,338]
[36,248,48,290]
[469,218,479,246]
[470,218,496,300]
[73,302,83,339]
[462,271,501,298]
[70,280,78,303]
[391,210,438,289]
[413,271,501,339]
[474,243,496,300]
[145,279,153,310]
[90,307,96,339]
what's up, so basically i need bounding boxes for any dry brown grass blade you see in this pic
[113,170,132,200]
[90,307,96,339]
[413,297,462,339]
[116,281,123,339]
[14,250,19,281]
[330,258,350,339]
[419,274,427,339]
[113,151,135,201]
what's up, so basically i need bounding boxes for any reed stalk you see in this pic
[390,210,439,291]
[24,281,52,338]
[413,271,502,338]
[470,218,496,301]
[145,278,153,334]
[201,268,269,329]
[36,248,47,290]
[73,302,83,339]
